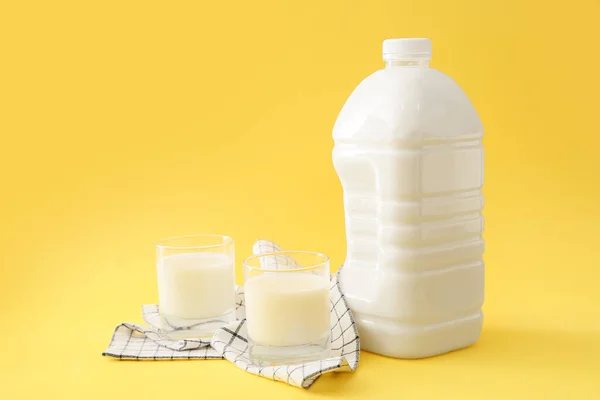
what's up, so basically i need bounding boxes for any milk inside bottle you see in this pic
[333,38,484,358]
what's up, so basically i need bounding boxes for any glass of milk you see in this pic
[243,251,331,365]
[156,235,236,338]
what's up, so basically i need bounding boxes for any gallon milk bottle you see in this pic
[333,38,484,358]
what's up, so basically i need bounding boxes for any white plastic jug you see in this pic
[333,38,484,358]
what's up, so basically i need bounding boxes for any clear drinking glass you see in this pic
[156,234,236,338]
[243,251,331,365]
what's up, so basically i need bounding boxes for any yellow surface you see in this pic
[1,0,599,398]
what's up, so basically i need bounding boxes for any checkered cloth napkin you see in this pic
[103,240,360,388]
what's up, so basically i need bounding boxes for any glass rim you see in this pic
[155,234,234,250]
[242,250,330,273]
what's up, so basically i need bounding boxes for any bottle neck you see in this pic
[385,59,430,68]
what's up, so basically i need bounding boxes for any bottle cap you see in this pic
[383,38,432,60]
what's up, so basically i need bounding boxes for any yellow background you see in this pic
[1,0,599,398]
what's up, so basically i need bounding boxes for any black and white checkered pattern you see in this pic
[251,240,301,269]
[103,240,359,388]
[102,322,222,359]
